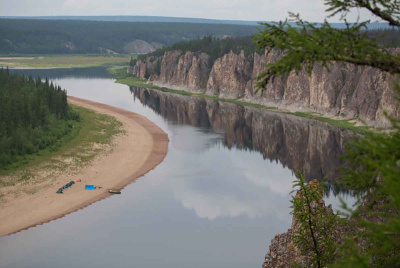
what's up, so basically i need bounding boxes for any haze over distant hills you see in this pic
[0,15,391,28]
[0,16,392,55]
[1,15,262,25]
[0,18,258,54]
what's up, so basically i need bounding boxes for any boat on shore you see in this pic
[108,190,121,194]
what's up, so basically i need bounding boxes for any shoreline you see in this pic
[0,65,124,70]
[1,66,78,69]
[0,97,169,237]
[0,55,130,69]
[111,69,371,135]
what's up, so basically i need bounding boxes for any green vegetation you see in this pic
[107,66,130,78]
[109,66,369,135]
[253,12,400,89]
[255,0,400,267]
[111,66,279,106]
[132,29,399,70]
[0,68,80,169]
[0,104,122,189]
[0,19,258,54]
[291,112,370,134]
[290,174,338,268]
[0,55,131,68]
[135,35,261,66]
[368,28,400,48]
[49,105,122,168]
[0,68,123,179]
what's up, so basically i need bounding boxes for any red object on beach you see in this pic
[76,178,81,182]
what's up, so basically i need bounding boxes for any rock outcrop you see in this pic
[142,51,211,93]
[207,50,253,98]
[128,48,400,127]
[262,180,348,268]
[123,39,162,54]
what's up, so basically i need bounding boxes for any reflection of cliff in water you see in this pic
[130,86,356,192]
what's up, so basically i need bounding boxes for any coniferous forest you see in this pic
[0,68,79,168]
[135,35,260,66]
[135,29,400,66]
[0,19,258,54]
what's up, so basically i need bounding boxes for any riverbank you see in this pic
[109,67,371,135]
[0,55,131,68]
[0,97,169,236]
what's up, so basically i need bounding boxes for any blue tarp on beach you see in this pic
[85,185,95,190]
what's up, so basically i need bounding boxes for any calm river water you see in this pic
[1,67,355,268]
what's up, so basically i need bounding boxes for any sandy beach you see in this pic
[0,97,169,237]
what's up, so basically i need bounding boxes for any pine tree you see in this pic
[290,173,338,268]
[0,69,80,168]
[154,59,161,75]
[254,1,400,267]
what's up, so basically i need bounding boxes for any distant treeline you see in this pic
[0,69,79,168]
[368,28,400,48]
[134,35,261,66]
[0,19,258,54]
[0,16,393,28]
[133,28,400,66]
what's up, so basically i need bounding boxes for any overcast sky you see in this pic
[0,0,374,22]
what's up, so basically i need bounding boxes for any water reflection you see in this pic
[163,127,295,221]
[0,67,356,268]
[130,86,356,194]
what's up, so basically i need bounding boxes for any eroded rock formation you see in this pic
[128,49,400,127]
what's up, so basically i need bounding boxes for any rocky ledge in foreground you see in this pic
[262,180,349,268]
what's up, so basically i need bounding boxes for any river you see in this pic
[0,67,355,268]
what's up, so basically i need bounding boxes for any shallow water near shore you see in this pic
[1,67,355,268]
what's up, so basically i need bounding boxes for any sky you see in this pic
[0,0,374,22]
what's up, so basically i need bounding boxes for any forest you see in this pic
[0,19,258,54]
[134,28,400,67]
[0,68,79,168]
[368,28,400,48]
[134,35,261,66]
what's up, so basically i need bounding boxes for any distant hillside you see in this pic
[135,35,261,66]
[0,19,258,55]
[0,15,391,29]
[1,15,262,26]
[0,17,393,55]
[136,28,400,64]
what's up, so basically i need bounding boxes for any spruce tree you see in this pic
[254,1,400,267]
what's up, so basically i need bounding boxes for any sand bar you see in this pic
[0,96,169,236]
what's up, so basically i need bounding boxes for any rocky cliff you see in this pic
[129,49,400,127]
[262,180,349,268]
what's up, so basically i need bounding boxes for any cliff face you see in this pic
[147,51,211,92]
[129,48,400,127]
[131,56,158,80]
[207,50,253,98]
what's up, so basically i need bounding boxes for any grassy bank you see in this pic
[109,67,278,109]
[109,66,370,135]
[0,55,132,68]
[0,105,122,182]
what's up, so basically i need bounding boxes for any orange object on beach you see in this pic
[76,179,81,182]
